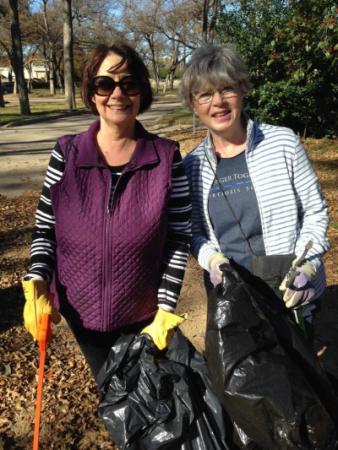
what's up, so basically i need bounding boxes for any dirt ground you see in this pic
[0,131,337,449]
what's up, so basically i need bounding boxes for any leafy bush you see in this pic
[218,0,338,138]
[248,79,338,138]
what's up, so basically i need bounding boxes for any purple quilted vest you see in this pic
[50,120,176,332]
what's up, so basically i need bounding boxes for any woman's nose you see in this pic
[212,91,226,105]
[109,84,125,98]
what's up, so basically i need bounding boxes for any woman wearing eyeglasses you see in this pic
[22,40,191,381]
[181,44,328,325]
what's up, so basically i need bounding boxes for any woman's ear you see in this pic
[91,95,96,105]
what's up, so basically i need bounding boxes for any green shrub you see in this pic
[248,79,337,138]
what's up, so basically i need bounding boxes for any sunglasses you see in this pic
[92,75,141,97]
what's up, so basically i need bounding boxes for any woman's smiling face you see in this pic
[192,84,244,137]
[91,52,141,128]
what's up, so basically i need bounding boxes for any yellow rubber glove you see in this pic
[22,278,61,341]
[141,308,187,350]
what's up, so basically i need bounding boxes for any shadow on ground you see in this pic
[0,284,24,332]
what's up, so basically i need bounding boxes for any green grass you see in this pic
[27,87,82,97]
[0,109,85,124]
[155,88,178,97]
[27,89,64,98]
[0,95,85,124]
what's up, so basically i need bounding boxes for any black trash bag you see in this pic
[205,263,338,450]
[312,287,338,396]
[97,329,230,450]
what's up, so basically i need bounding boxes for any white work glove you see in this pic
[279,260,316,308]
[208,253,230,287]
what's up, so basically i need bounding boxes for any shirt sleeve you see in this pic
[183,151,221,271]
[293,136,329,269]
[157,146,192,310]
[27,143,65,281]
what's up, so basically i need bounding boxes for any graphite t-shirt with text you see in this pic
[208,151,265,270]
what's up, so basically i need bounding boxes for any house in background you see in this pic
[0,63,47,81]
[0,55,48,92]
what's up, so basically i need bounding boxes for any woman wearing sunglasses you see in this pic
[181,44,328,325]
[22,41,191,382]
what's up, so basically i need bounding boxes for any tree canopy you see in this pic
[219,0,337,137]
[0,0,336,136]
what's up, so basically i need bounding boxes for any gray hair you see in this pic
[180,44,252,109]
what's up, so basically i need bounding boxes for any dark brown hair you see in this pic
[81,40,153,115]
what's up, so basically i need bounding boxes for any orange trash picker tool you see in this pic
[33,313,51,450]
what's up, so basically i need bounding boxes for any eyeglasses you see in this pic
[91,75,141,97]
[193,86,237,104]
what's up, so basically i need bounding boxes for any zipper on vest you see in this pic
[103,169,128,329]
[103,170,113,330]
[103,170,125,329]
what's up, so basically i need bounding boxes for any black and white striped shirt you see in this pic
[28,143,191,311]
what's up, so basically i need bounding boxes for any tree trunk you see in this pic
[202,0,209,43]
[208,0,220,43]
[202,0,220,43]
[63,0,75,110]
[56,68,64,93]
[42,0,56,95]
[168,43,179,91]
[169,70,175,90]
[0,78,5,108]
[54,54,64,93]
[9,0,30,115]
[145,35,159,94]
[27,63,32,92]
[162,75,169,94]
[49,56,56,95]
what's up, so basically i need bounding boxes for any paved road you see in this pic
[0,98,182,197]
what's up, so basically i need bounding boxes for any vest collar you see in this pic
[75,120,160,169]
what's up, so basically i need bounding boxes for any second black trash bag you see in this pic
[205,264,338,450]
[97,329,230,450]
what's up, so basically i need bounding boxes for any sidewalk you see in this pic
[0,93,182,128]
[0,96,195,197]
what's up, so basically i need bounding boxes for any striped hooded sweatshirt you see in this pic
[183,119,329,300]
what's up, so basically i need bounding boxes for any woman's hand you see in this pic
[279,261,316,308]
[208,253,230,287]
[141,308,187,350]
[22,278,61,341]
